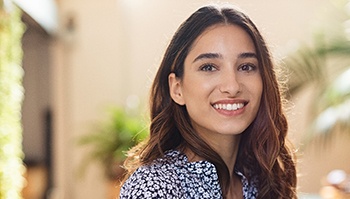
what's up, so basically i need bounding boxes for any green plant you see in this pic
[0,1,25,198]
[79,107,148,180]
[285,0,350,142]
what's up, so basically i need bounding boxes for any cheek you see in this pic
[256,80,263,99]
[255,81,263,114]
[182,76,215,98]
[245,76,263,96]
[246,77,263,114]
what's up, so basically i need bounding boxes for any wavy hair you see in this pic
[123,5,297,199]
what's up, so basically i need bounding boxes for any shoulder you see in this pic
[119,150,185,199]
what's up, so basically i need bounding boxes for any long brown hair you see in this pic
[123,5,297,199]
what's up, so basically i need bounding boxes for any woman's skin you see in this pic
[169,24,263,198]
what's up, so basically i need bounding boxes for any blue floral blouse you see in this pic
[119,150,258,199]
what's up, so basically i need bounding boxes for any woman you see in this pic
[120,4,297,199]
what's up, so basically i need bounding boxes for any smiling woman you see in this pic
[120,4,297,199]
[169,25,262,140]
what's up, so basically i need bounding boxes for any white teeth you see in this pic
[213,103,244,111]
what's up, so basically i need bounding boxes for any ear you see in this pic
[168,73,185,105]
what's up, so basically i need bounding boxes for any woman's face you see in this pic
[169,24,262,139]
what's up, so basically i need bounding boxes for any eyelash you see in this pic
[199,63,257,72]
[199,63,217,72]
[238,63,257,72]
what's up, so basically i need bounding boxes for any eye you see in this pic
[238,63,257,72]
[200,64,217,72]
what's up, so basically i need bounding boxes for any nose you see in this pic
[218,70,241,96]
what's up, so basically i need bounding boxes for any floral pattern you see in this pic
[119,150,258,199]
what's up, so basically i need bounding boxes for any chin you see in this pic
[218,129,245,136]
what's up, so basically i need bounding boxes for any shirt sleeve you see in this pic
[119,165,182,199]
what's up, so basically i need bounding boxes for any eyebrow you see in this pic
[238,52,258,59]
[192,53,222,63]
[192,52,257,63]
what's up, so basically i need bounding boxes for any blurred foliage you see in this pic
[285,0,350,142]
[0,1,25,199]
[79,107,148,180]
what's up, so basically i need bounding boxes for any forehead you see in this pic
[187,24,256,60]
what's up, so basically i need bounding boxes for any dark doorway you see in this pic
[21,12,53,199]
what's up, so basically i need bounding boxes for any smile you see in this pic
[212,103,245,111]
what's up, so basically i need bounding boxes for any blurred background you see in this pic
[1,0,349,198]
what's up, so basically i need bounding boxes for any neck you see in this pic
[209,134,241,175]
[185,133,241,176]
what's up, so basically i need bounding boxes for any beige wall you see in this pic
[49,0,349,198]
